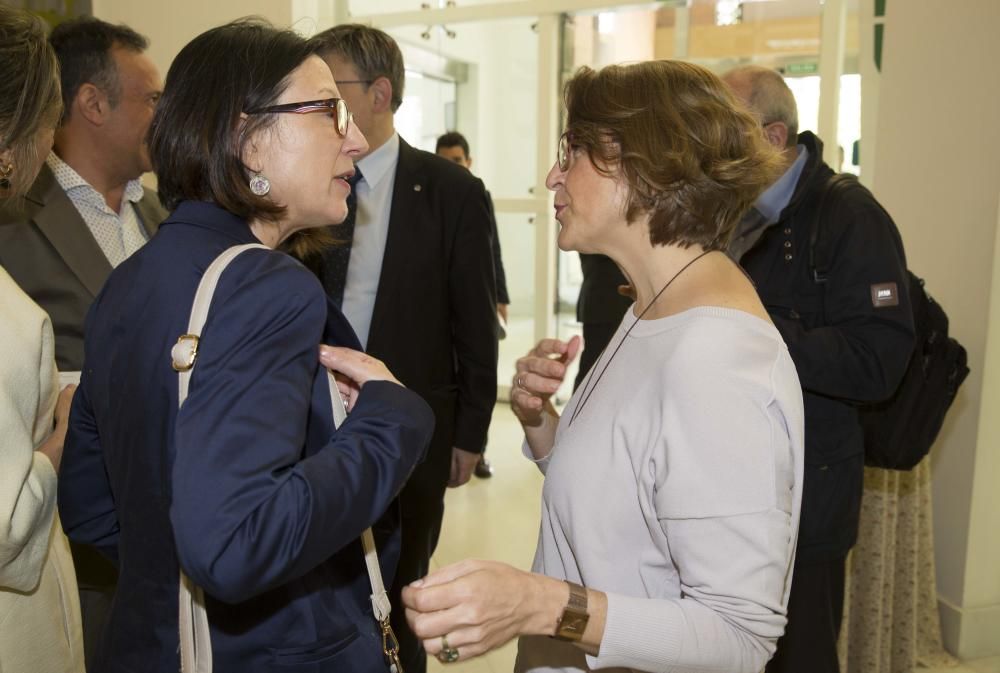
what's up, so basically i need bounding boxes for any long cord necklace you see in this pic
[568,249,714,427]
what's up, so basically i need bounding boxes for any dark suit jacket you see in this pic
[577,253,632,324]
[357,139,498,485]
[58,201,434,672]
[485,191,509,305]
[0,163,167,371]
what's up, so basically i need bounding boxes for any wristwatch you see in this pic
[553,580,589,641]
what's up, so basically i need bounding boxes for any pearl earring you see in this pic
[249,173,270,196]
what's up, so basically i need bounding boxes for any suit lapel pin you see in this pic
[413,184,422,192]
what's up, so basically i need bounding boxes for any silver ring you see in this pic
[437,635,460,663]
[516,375,525,389]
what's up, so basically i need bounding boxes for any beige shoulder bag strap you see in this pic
[172,244,402,673]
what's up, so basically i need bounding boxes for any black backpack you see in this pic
[809,174,969,470]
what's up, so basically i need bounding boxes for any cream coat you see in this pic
[0,268,84,673]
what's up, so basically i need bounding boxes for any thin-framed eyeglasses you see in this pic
[246,98,352,137]
[556,132,577,172]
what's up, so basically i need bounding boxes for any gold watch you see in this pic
[553,580,589,642]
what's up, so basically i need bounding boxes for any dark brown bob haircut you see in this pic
[564,61,783,250]
[150,18,318,234]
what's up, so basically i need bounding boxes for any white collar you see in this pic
[46,152,144,205]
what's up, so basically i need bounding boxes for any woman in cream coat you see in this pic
[0,6,85,672]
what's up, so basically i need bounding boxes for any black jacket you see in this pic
[738,132,915,563]
[576,253,632,324]
[485,191,510,305]
[317,138,498,485]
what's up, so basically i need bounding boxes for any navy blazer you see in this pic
[58,201,434,672]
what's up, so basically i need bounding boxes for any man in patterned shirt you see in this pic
[0,17,167,669]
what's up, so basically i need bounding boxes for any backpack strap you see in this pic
[808,173,858,284]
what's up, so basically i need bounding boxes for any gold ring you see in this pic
[437,635,460,663]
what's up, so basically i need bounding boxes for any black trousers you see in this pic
[766,554,847,673]
[78,585,114,670]
[389,454,449,673]
[69,541,117,669]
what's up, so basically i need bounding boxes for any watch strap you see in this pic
[553,580,590,642]
[566,581,588,612]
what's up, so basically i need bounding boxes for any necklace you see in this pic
[568,249,714,427]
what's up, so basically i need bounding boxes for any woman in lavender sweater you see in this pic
[403,60,806,673]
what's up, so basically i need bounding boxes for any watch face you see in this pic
[562,614,588,635]
[556,611,589,641]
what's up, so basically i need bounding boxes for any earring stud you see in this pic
[0,162,13,189]
[249,173,270,196]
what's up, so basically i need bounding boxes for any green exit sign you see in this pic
[786,62,819,75]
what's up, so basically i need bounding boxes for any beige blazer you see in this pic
[0,269,84,673]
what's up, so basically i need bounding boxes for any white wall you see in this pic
[386,19,542,316]
[92,0,295,81]
[91,1,544,312]
[872,0,1000,658]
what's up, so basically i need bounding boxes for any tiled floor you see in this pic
[426,314,999,673]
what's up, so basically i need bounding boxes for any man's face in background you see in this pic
[437,145,471,170]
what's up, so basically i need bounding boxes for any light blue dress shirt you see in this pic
[756,144,809,223]
[341,133,400,348]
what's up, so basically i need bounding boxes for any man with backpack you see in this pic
[722,65,916,673]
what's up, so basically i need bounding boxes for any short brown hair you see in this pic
[0,6,62,198]
[309,24,405,112]
[564,61,782,250]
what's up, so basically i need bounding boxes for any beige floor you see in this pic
[426,402,543,673]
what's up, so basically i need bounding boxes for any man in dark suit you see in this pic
[436,130,508,478]
[0,17,165,667]
[310,25,498,673]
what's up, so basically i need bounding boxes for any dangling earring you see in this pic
[249,173,270,196]
[0,162,13,190]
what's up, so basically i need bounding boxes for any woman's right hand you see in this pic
[37,384,77,474]
[511,335,581,426]
[319,346,401,412]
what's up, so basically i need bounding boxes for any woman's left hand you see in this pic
[402,559,561,662]
[319,345,401,411]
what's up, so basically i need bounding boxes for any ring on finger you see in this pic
[516,375,525,389]
[437,635,460,663]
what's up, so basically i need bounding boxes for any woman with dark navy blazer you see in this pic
[57,19,435,672]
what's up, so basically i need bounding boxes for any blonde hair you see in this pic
[0,6,62,198]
